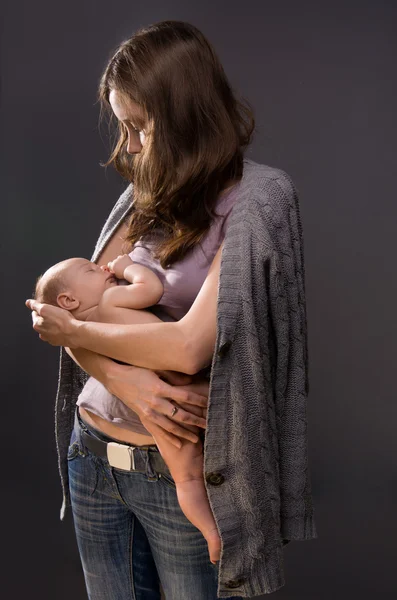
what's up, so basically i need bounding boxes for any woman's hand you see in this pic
[107,363,210,448]
[155,369,210,420]
[25,299,79,347]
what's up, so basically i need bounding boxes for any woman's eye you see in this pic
[130,123,146,135]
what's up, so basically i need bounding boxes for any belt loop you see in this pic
[74,409,88,454]
[73,409,82,445]
[143,449,158,481]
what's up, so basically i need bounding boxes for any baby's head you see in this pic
[34,257,117,317]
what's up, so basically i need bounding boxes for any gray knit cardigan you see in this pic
[55,157,317,597]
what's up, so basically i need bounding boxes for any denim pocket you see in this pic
[158,472,177,490]
[67,441,99,497]
[67,441,80,461]
[67,438,89,461]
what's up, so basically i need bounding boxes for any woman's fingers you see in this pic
[174,401,206,419]
[143,398,207,428]
[171,407,207,429]
[24,299,76,346]
[150,412,200,443]
[160,380,208,408]
[183,378,210,397]
[26,299,44,315]
[147,394,207,429]
[160,431,183,449]
[142,420,183,449]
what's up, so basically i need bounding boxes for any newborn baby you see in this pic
[34,254,220,564]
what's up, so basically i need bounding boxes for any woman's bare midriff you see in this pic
[78,178,240,446]
[79,406,156,445]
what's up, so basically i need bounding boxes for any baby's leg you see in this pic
[145,404,221,564]
[95,303,221,563]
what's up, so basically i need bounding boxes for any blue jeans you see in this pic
[68,415,243,600]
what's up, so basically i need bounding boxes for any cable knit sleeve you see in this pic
[266,175,317,539]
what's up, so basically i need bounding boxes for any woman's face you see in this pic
[109,89,147,154]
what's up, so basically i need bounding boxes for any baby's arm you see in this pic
[99,254,163,311]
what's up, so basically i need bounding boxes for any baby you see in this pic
[34,254,221,564]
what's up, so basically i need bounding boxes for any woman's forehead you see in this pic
[109,89,144,123]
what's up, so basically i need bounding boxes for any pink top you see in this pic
[77,182,241,434]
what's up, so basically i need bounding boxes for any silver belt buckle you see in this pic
[107,442,136,470]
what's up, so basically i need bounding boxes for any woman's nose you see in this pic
[127,132,142,155]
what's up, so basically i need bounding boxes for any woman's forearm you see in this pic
[65,346,117,388]
[70,319,207,375]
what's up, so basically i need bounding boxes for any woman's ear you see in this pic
[57,292,80,311]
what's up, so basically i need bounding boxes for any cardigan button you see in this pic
[224,578,245,589]
[218,340,232,357]
[205,472,225,486]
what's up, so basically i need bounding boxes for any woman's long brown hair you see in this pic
[99,20,255,268]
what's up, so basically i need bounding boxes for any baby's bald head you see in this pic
[33,257,118,317]
[34,258,86,306]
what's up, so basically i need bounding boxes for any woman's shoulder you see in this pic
[240,158,299,224]
[242,158,296,197]
[221,158,302,253]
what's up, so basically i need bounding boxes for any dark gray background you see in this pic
[2,0,396,598]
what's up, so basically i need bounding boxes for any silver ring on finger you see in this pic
[170,406,179,418]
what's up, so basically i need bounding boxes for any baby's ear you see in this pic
[57,292,80,311]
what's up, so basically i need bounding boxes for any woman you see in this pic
[27,20,317,600]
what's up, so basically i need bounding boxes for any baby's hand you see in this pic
[108,254,134,279]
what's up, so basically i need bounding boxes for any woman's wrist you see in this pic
[104,359,125,395]
[65,346,111,388]
[68,318,86,349]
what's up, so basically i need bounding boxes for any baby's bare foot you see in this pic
[206,527,221,564]
[175,479,221,565]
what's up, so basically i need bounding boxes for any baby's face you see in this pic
[63,258,118,309]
